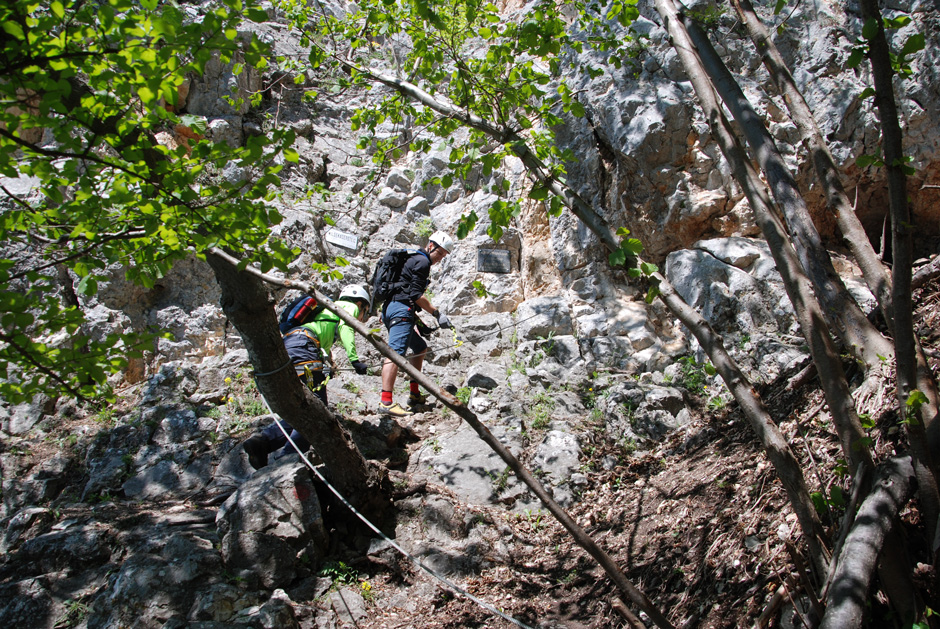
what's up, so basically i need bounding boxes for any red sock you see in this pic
[410,382,420,395]
[381,390,393,405]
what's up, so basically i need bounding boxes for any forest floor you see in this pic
[309,276,940,629]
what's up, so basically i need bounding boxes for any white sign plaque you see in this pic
[325,228,359,251]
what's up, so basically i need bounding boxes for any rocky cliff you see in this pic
[2,0,939,627]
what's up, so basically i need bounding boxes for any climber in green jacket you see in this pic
[243,285,371,470]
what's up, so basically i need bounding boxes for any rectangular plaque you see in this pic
[477,248,512,274]
[325,228,359,251]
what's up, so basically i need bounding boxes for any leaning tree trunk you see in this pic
[351,63,832,578]
[204,251,394,529]
[654,0,873,480]
[820,457,916,629]
[678,12,895,373]
[857,0,940,548]
[728,0,892,320]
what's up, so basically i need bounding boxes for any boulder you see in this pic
[216,462,328,589]
[515,296,574,340]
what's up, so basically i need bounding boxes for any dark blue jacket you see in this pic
[387,250,431,306]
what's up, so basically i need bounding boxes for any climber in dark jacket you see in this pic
[378,231,455,417]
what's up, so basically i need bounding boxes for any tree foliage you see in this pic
[283,0,641,243]
[0,0,296,404]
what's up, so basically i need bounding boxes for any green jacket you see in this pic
[299,301,361,363]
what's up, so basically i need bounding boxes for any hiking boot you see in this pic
[378,402,413,417]
[242,435,271,470]
[407,392,431,411]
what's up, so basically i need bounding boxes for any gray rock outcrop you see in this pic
[216,462,328,589]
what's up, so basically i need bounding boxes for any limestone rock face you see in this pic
[86,533,225,629]
[665,237,817,382]
[553,1,940,262]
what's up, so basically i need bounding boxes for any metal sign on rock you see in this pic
[325,228,359,251]
[477,248,512,274]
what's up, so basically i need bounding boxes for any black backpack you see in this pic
[369,249,420,313]
[278,294,325,333]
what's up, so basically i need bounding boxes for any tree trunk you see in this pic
[858,0,940,546]
[204,251,394,530]
[654,0,873,479]
[728,0,893,322]
[678,13,895,372]
[820,457,915,629]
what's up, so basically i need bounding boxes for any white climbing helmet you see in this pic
[429,231,455,253]
[338,284,372,310]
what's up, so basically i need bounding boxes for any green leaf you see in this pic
[703,363,717,376]
[2,20,25,39]
[608,249,626,267]
[773,0,786,14]
[900,33,925,58]
[456,210,478,240]
[247,8,269,21]
[810,491,827,516]
[623,238,644,255]
[180,114,207,134]
[859,87,876,100]
[829,485,846,509]
[528,185,549,200]
[884,15,912,29]
[76,276,99,296]
[862,17,879,40]
[907,390,928,408]
[846,47,866,69]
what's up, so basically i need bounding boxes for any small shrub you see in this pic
[527,391,555,430]
[490,466,511,494]
[415,216,434,238]
[319,561,358,586]
[55,599,91,628]
[707,395,726,411]
[674,356,715,395]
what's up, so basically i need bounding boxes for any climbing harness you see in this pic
[270,419,534,629]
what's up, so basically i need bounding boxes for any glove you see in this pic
[352,361,369,375]
[435,310,453,329]
[414,319,433,337]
